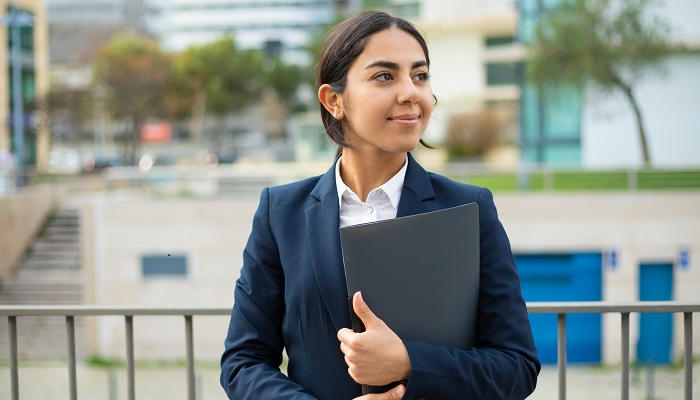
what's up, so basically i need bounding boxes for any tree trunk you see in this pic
[189,91,206,143]
[618,81,651,167]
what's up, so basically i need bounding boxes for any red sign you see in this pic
[141,122,172,143]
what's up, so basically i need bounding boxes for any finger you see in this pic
[386,384,406,400]
[352,384,405,400]
[353,291,379,328]
[337,328,354,343]
[339,342,351,356]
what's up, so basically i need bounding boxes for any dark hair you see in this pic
[317,10,433,156]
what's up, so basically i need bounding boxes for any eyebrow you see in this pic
[364,60,428,70]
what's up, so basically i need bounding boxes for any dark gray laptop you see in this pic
[339,202,480,351]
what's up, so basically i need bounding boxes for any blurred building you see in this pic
[47,0,147,89]
[413,0,521,166]
[0,0,49,172]
[144,0,355,65]
[518,0,700,167]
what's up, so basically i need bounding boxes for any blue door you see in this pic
[637,263,673,364]
[516,253,602,364]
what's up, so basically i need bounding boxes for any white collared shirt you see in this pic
[335,156,408,228]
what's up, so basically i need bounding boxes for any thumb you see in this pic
[353,291,380,328]
[385,384,406,400]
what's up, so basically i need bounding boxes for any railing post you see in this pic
[125,315,135,400]
[66,315,78,400]
[558,313,566,400]
[621,312,629,400]
[185,315,196,400]
[684,312,692,400]
[8,316,19,400]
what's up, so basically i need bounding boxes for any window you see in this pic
[485,36,514,47]
[141,254,188,277]
[486,62,518,86]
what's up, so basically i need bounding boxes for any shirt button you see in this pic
[367,206,375,214]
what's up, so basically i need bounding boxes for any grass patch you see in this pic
[85,355,221,370]
[453,169,700,192]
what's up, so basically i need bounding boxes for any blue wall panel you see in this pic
[516,253,602,364]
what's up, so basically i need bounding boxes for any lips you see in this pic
[388,114,420,121]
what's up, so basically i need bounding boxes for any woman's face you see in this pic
[340,28,433,155]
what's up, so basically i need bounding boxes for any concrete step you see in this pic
[18,259,81,269]
[11,268,82,281]
[53,208,79,216]
[39,232,80,242]
[43,226,80,235]
[45,219,79,227]
[0,282,82,295]
[30,241,80,252]
[25,251,81,261]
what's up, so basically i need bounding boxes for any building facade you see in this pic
[414,0,522,166]
[144,0,350,65]
[0,0,49,172]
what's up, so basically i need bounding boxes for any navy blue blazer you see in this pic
[221,154,540,399]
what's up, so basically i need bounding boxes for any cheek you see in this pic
[420,92,434,120]
[347,92,391,125]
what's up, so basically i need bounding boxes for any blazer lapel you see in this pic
[305,164,349,332]
[396,153,436,217]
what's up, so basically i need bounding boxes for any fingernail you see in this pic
[396,385,405,396]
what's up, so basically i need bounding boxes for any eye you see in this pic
[373,72,393,82]
[414,71,430,82]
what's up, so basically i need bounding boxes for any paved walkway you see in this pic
[0,362,697,399]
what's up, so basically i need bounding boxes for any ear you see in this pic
[318,84,344,120]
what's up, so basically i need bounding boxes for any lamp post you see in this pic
[2,6,34,188]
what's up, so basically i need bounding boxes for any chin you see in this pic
[381,138,421,154]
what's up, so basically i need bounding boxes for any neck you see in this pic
[339,149,406,202]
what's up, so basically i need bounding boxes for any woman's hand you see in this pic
[354,384,405,400]
[337,292,411,386]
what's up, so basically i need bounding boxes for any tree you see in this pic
[94,34,171,163]
[170,38,266,144]
[528,0,674,167]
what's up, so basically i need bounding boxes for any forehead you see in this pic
[355,28,426,67]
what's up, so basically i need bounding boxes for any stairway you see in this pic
[0,207,86,360]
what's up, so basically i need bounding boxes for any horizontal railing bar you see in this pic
[0,306,231,316]
[527,302,700,313]
[0,302,698,316]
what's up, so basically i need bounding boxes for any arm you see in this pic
[401,187,540,399]
[220,188,318,400]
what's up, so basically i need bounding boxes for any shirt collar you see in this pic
[335,155,408,210]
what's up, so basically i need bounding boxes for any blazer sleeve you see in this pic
[220,188,318,400]
[401,187,540,400]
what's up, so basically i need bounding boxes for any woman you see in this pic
[221,10,540,400]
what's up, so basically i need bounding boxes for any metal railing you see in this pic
[527,302,698,400]
[1,302,697,400]
[0,306,230,400]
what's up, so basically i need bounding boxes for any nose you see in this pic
[396,76,420,105]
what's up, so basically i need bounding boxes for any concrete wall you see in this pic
[83,190,700,363]
[82,194,259,360]
[0,184,56,278]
